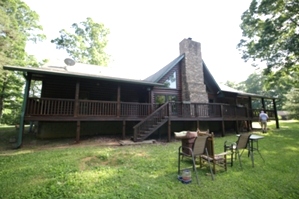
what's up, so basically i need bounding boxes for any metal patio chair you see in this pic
[178,135,214,185]
[225,133,252,168]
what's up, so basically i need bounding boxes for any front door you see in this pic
[155,94,178,115]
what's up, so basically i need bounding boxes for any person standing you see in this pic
[259,110,269,133]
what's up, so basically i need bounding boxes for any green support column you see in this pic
[14,73,31,149]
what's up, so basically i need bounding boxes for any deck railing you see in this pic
[26,98,268,119]
[26,98,75,116]
[79,100,117,116]
[26,98,152,118]
[121,102,151,117]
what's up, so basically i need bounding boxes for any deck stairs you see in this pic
[133,102,169,142]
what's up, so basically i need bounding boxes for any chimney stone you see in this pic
[179,38,208,103]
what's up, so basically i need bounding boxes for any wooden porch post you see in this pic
[168,119,171,142]
[74,81,80,117]
[220,104,225,137]
[148,88,152,114]
[74,82,80,143]
[273,98,279,129]
[235,121,239,134]
[150,89,154,113]
[117,86,121,117]
[122,120,126,140]
[248,97,253,130]
[261,98,265,110]
[247,120,250,131]
[245,106,250,132]
[221,121,225,137]
[168,101,172,117]
[76,121,80,143]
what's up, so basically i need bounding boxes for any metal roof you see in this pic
[3,65,164,87]
[218,84,276,99]
[4,57,276,99]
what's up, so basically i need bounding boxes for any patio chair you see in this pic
[178,135,214,185]
[200,132,230,174]
[225,133,252,169]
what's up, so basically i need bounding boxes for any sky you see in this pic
[23,0,258,83]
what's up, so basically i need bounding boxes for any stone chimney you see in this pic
[179,38,208,103]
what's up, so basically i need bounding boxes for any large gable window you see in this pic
[164,71,177,89]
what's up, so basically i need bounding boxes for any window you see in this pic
[29,80,42,98]
[164,71,177,89]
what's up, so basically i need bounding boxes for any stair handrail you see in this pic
[133,102,169,141]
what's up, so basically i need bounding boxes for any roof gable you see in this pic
[144,54,184,82]
[202,61,221,93]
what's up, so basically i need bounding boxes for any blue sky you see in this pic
[24,0,258,83]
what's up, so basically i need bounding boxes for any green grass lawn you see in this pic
[0,121,298,199]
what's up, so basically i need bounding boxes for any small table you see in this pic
[237,134,265,167]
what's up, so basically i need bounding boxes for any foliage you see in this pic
[283,88,299,119]
[242,72,286,109]
[0,121,299,198]
[0,0,45,124]
[1,71,23,124]
[225,72,290,110]
[0,0,45,66]
[51,17,110,66]
[238,0,299,86]
[223,80,246,91]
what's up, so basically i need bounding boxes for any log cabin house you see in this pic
[4,38,279,148]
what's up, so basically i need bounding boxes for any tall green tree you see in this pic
[237,0,299,84]
[51,17,110,66]
[0,0,45,124]
[283,88,299,119]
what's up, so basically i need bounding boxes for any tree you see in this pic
[237,0,299,84]
[283,88,299,119]
[223,80,246,92]
[0,0,45,124]
[1,70,24,124]
[224,72,290,110]
[51,17,110,66]
[241,72,288,110]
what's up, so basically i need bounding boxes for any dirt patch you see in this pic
[0,133,121,151]
[0,126,174,152]
[0,132,170,152]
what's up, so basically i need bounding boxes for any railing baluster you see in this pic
[25,98,266,121]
